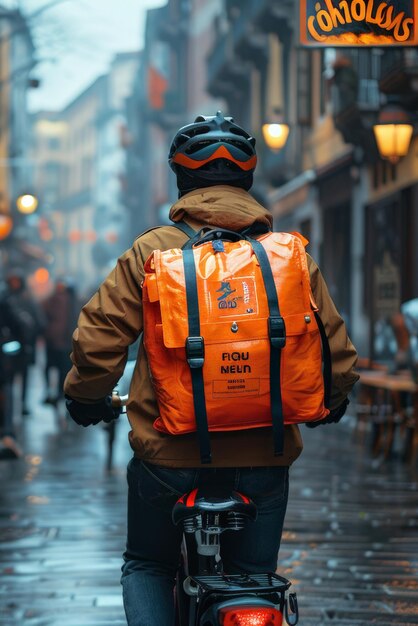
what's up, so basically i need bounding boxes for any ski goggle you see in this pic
[171,142,257,171]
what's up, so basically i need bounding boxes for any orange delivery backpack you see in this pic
[142,223,331,463]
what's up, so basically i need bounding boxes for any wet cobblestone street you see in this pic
[1,366,417,625]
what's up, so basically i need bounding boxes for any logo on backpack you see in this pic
[213,278,257,314]
[217,281,239,309]
[216,281,236,301]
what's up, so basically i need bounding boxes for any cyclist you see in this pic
[64,112,359,626]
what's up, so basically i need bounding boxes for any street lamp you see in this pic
[16,193,38,214]
[262,122,290,152]
[373,104,414,164]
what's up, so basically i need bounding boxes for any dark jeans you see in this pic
[121,459,289,626]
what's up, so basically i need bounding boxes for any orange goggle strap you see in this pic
[171,144,257,171]
[182,235,286,463]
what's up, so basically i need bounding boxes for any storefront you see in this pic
[365,184,418,361]
[316,159,354,332]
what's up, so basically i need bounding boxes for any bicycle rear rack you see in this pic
[188,572,298,625]
[190,571,291,596]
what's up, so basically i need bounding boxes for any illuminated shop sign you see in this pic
[300,0,418,46]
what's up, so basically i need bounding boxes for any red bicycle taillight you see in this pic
[219,606,283,626]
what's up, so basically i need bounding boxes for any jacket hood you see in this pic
[169,185,273,231]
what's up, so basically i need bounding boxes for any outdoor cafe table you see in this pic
[358,369,418,464]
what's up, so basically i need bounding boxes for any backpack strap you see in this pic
[177,222,270,248]
[170,221,197,238]
[249,237,286,457]
[182,248,212,464]
[240,222,270,238]
[314,312,332,409]
[184,227,246,247]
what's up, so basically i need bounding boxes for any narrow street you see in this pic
[0,363,417,625]
[0,1,417,625]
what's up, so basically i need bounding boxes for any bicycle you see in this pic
[112,391,299,626]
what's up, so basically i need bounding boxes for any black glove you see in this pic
[305,398,349,429]
[65,395,121,427]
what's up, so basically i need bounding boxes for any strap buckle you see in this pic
[185,336,205,368]
[268,316,286,349]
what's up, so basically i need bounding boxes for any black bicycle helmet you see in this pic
[169,111,257,196]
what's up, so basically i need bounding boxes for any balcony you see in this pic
[227,0,294,44]
[379,48,418,98]
[206,31,249,98]
[246,0,294,34]
[230,10,268,64]
[331,66,381,161]
[158,19,188,45]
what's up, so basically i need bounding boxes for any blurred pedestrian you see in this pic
[400,298,418,383]
[387,307,417,424]
[0,281,27,460]
[6,271,46,415]
[389,311,414,374]
[42,278,79,406]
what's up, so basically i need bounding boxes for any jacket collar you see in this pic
[169,186,272,231]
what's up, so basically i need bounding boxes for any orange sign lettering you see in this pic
[300,0,418,46]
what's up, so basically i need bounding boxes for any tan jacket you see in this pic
[64,186,359,467]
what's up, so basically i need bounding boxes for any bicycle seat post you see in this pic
[173,488,257,579]
[195,512,223,575]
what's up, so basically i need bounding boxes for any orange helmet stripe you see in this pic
[172,145,257,171]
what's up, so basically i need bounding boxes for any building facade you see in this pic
[0,7,37,276]
[205,0,418,361]
[93,52,139,279]
[124,0,224,234]
[57,75,106,295]
[32,53,139,296]
[31,111,68,279]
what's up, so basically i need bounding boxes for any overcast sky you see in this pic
[5,0,165,111]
